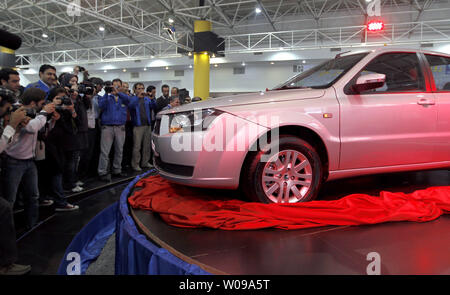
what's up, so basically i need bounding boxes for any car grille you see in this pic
[154,156,194,177]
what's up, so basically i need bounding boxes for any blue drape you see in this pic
[57,202,117,275]
[58,172,211,275]
[115,172,210,275]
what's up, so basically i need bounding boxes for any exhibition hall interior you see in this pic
[0,0,450,277]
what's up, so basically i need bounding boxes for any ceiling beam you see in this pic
[255,0,277,31]
[49,0,192,51]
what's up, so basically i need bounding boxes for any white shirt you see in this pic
[6,115,47,160]
[0,125,16,153]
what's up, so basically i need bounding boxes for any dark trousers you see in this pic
[35,160,50,201]
[79,128,97,180]
[121,121,134,169]
[2,156,39,228]
[50,173,68,208]
[63,150,80,189]
[0,197,17,266]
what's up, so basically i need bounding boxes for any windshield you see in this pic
[274,52,369,90]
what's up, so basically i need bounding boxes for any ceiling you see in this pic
[2,0,450,66]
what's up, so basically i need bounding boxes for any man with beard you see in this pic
[1,88,55,229]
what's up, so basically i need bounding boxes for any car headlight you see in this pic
[169,109,223,133]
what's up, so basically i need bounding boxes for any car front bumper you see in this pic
[152,112,268,189]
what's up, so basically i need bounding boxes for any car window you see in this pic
[275,52,369,90]
[358,53,425,94]
[424,54,450,91]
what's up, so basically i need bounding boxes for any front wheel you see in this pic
[241,135,323,204]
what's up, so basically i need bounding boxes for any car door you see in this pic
[423,53,450,162]
[337,52,438,170]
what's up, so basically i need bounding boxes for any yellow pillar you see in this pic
[194,20,211,100]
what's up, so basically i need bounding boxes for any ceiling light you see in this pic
[212,53,216,58]
[99,25,105,32]
[255,7,262,14]
[104,70,107,73]
[42,33,48,38]
[150,55,155,59]
[302,60,306,64]
[123,68,127,72]
[168,18,174,24]
[144,68,147,71]
[241,62,246,66]
[165,66,169,70]
[214,64,218,67]
[270,62,274,65]
[188,52,192,56]
[189,65,192,68]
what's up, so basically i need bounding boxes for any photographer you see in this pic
[1,88,55,229]
[0,86,31,275]
[78,78,98,181]
[59,73,89,192]
[73,65,89,83]
[129,83,156,171]
[0,87,25,153]
[0,68,21,100]
[44,87,80,212]
[97,79,130,181]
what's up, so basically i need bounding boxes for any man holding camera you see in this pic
[2,88,55,229]
[129,83,156,171]
[0,68,21,100]
[78,77,103,181]
[97,79,130,181]
[0,86,32,275]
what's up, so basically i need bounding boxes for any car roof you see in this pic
[339,46,450,58]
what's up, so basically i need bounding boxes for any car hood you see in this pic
[158,88,325,115]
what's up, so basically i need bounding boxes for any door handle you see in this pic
[417,99,436,106]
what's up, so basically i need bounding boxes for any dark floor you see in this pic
[16,184,127,275]
[132,169,450,275]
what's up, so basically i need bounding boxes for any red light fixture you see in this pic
[367,20,384,32]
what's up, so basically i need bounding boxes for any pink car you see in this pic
[152,48,450,203]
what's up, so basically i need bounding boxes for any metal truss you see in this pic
[15,41,183,67]
[16,18,450,67]
[223,19,450,53]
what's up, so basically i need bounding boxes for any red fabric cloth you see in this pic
[128,175,450,230]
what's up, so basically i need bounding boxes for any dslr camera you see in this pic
[104,81,114,94]
[55,95,73,112]
[78,81,95,96]
[10,103,36,118]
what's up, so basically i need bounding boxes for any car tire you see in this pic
[241,135,323,204]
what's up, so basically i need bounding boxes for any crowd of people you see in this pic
[0,64,197,275]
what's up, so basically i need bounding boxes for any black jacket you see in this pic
[155,95,170,113]
[45,112,75,174]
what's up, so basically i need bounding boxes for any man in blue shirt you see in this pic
[97,79,130,181]
[25,64,57,95]
[129,83,156,171]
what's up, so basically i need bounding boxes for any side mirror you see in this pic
[352,73,386,93]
